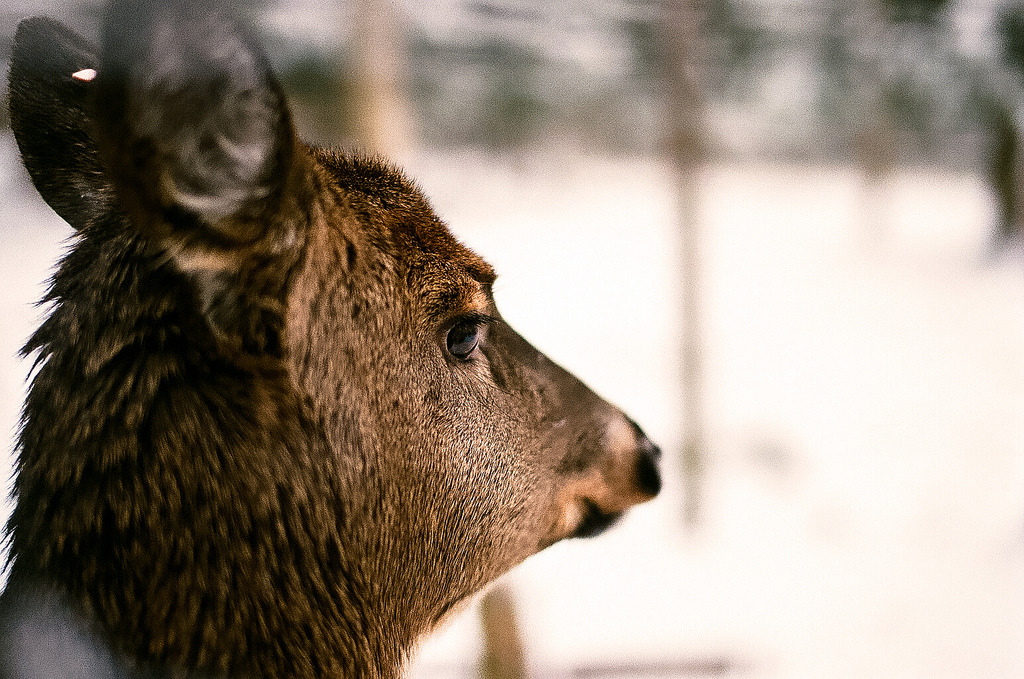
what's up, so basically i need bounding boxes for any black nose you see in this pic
[635,433,662,497]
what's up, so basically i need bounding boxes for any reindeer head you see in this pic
[2,2,660,677]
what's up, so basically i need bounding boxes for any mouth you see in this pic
[569,499,623,539]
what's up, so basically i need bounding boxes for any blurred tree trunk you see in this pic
[852,0,897,245]
[661,0,710,532]
[987,97,1024,244]
[350,0,412,157]
[478,586,527,679]
[994,5,1024,244]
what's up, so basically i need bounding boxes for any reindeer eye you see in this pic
[446,319,482,360]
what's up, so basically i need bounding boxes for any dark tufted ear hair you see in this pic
[8,17,114,230]
[92,0,298,245]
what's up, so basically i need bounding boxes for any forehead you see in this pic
[312,148,496,314]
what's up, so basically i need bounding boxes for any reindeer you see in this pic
[0,1,661,677]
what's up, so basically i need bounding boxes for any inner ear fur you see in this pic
[8,17,113,230]
[94,0,300,246]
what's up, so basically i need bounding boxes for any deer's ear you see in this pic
[8,18,113,231]
[94,0,298,245]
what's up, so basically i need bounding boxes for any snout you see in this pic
[599,416,662,506]
[633,427,663,498]
[551,416,662,543]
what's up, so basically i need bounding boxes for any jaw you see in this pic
[570,499,625,539]
[535,497,625,550]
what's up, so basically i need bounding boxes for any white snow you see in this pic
[2,135,1023,677]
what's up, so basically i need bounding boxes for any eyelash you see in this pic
[444,313,495,361]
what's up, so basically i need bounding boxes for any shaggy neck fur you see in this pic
[5,210,408,678]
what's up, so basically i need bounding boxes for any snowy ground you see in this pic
[2,134,1023,677]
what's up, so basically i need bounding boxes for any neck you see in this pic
[6,224,412,678]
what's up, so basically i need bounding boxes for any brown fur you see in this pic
[0,2,660,678]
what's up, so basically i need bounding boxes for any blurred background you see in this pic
[2,0,1024,677]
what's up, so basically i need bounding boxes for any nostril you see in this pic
[635,448,662,497]
[639,434,661,461]
[629,419,662,461]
